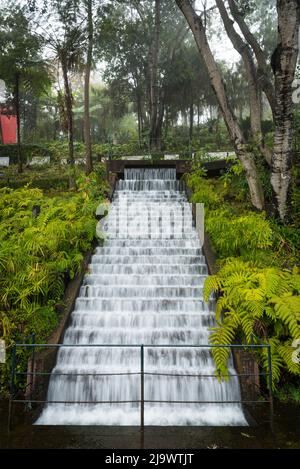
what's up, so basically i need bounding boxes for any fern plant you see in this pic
[0,170,108,394]
[205,209,273,259]
[204,259,300,388]
[186,170,300,394]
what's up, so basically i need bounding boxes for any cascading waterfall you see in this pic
[36,167,247,426]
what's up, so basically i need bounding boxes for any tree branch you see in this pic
[215,0,272,166]
[227,0,276,117]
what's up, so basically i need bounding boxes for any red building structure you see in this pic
[0,104,17,144]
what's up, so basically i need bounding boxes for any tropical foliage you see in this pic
[187,171,300,390]
[204,260,300,388]
[0,167,109,393]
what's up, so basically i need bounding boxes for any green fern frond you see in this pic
[215,296,228,321]
[209,320,236,374]
[203,275,221,301]
[240,316,255,343]
[261,338,284,388]
[268,295,300,338]
[277,341,300,376]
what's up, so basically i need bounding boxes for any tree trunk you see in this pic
[197,103,200,128]
[15,73,22,173]
[149,0,160,150]
[216,0,272,166]
[270,0,300,221]
[238,105,243,122]
[189,102,194,143]
[61,62,74,163]
[84,0,93,175]
[155,87,165,150]
[175,0,265,210]
[61,58,75,188]
[228,0,276,117]
[164,106,169,139]
[136,89,143,147]
[237,145,265,210]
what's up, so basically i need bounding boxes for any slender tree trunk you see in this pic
[216,0,272,166]
[189,102,194,143]
[270,0,300,221]
[228,0,276,117]
[61,63,74,164]
[164,106,169,139]
[140,99,147,133]
[136,89,143,147]
[61,58,75,188]
[175,0,264,210]
[84,0,93,175]
[138,107,142,148]
[155,87,165,150]
[149,0,160,150]
[238,105,243,122]
[15,73,22,173]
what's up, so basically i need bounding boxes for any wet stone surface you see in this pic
[0,400,299,449]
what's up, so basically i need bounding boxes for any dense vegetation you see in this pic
[0,0,299,412]
[0,165,109,394]
[0,125,233,167]
[1,0,298,220]
[187,164,300,398]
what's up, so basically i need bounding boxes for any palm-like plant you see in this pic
[28,0,86,182]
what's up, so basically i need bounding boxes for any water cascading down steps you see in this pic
[36,167,247,426]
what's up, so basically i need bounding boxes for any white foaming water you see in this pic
[36,167,247,426]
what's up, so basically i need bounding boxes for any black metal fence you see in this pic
[8,343,273,431]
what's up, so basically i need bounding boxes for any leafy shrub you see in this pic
[45,141,84,162]
[275,382,300,404]
[0,165,70,190]
[186,170,300,392]
[186,172,280,263]
[0,171,108,394]
[0,187,97,343]
[219,160,249,202]
[186,172,221,209]
[75,164,109,200]
[204,259,300,389]
[0,144,54,164]
[205,208,273,258]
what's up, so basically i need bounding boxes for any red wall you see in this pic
[0,114,17,144]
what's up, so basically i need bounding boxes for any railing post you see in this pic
[30,334,36,407]
[140,344,144,428]
[140,344,145,449]
[267,345,274,429]
[8,344,16,432]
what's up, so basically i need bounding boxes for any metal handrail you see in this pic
[8,343,273,431]
[12,343,271,348]
[11,399,270,405]
[15,371,269,378]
